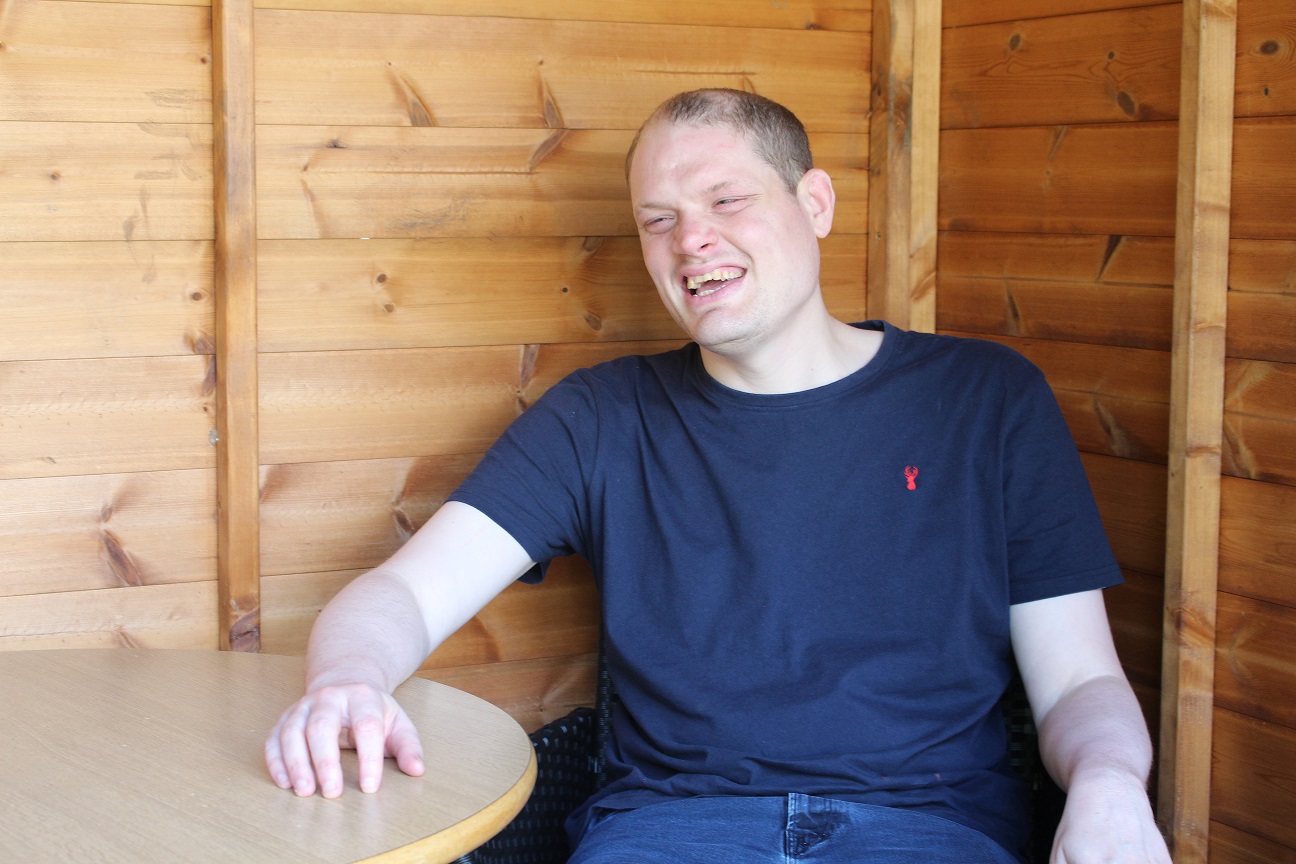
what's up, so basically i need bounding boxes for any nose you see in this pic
[672,212,717,257]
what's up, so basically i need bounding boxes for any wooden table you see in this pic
[0,648,536,863]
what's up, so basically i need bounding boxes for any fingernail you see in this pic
[361,777,377,793]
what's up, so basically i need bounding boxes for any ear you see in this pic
[797,168,836,239]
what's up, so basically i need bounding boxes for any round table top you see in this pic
[0,648,536,863]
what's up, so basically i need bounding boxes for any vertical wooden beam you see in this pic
[1158,0,1236,858]
[867,0,940,333]
[212,0,261,651]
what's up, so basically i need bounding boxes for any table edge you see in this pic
[355,747,538,864]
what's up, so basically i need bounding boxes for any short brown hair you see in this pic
[625,89,814,192]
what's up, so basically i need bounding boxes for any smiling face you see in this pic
[628,120,835,362]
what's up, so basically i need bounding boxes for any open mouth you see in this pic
[685,267,745,298]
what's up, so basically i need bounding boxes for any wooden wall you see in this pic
[938,0,1180,739]
[0,0,871,731]
[1210,0,1296,860]
[940,1,1296,861]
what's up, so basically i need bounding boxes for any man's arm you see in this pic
[1010,589,1171,864]
[265,501,535,799]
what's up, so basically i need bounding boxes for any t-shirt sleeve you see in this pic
[999,356,1125,604]
[447,371,598,581]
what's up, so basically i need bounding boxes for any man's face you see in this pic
[628,121,833,359]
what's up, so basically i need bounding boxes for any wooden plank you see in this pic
[1082,453,1168,578]
[942,5,1181,129]
[262,557,598,665]
[258,347,524,465]
[943,0,1170,29]
[1223,359,1296,484]
[419,654,597,732]
[939,231,1176,284]
[260,341,681,465]
[1215,592,1296,730]
[865,0,917,331]
[0,470,216,598]
[253,10,870,130]
[1211,707,1296,852]
[1231,117,1296,240]
[254,0,871,31]
[0,355,216,480]
[939,122,1178,236]
[1107,568,1165,690]
[1235,0,1296,118]
[257,235,867,352]
[0,122,213,242]
[938,276,1173,351]
[0,0,211,123]
[1228,239,1296,363]
[259,455,480,576]
[0,241,213,362]
[0,582,218,650]
[1211,820,1296,864]
[1219,476,1296,611]
[213,0,260,651]
[942,333,1171,463]
[255,127,869,240]
[1158,2,1237,856]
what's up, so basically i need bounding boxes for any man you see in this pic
[266,89,1170,864]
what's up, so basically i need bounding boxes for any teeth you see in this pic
[685,267,743,296]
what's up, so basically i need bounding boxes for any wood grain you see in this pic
[1235,0,1296,118]
[0,0,211,123]
[942,333,1171,463]
[258,455,481,577]
[942,4,1181,129]
[421,654,598,733]
[252,10,870,130]
[1211,707,1296,852]
[0,582,218,649]
[258,234,867,352]
[0,470,216,598]
[943,0,1170,29]
[213,0,261,651]
[1106,568,1165,690]
[255,0,871,31]
[1210,820,1296,864]
[1223,359,1296,485]
[1218,476,1296,611]
[1228,239,1296,363]
[938,276,1173,350]
[0,241,213,362]
[1081,452,1168,578]
[939,122,1178,236]
[1231,117,1296,240]
[0,355,216,480]
[1159,1,1236,853]
[0,122,213,242]
[1215,591,1296,730]
[939,231,1175,284]
[255,127,869,240]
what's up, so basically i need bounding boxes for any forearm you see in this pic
[304,569,434,695]
[1037,673,1152,793]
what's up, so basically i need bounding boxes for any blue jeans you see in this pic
[568,794,1020,864]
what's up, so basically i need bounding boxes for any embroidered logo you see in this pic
[904,466,919,491]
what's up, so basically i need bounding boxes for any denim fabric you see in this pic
[567,794,1021,864]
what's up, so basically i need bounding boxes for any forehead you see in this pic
[629,121,775,202]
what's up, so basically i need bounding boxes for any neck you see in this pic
[699,317,884,395]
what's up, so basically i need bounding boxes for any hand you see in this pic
[1050,768,1171,864]
[265,683,425,798]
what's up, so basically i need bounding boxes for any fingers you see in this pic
[264,686,426,798]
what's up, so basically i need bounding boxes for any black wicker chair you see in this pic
[460,652,1064,864]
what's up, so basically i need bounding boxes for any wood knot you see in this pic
[376,272,388,283]
[1116,91,1137,117]
[1260,40,1280,55]
[1009,34,1022,51]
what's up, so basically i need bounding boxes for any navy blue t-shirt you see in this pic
[449,322,1123,859]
